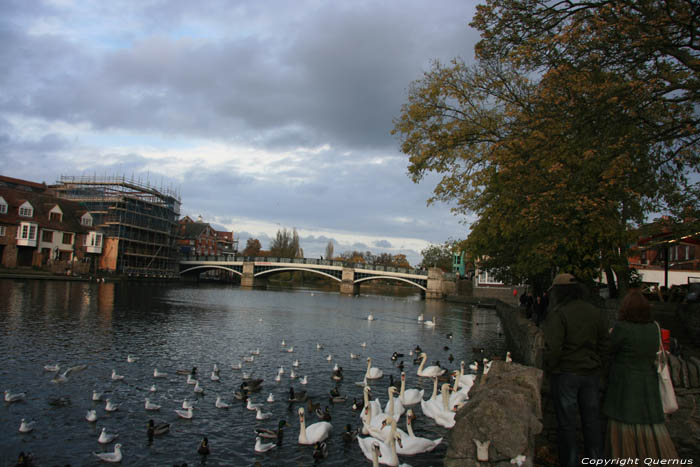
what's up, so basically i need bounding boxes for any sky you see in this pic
[0,0,482,266]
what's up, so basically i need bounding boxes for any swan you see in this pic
[256,407,273,420]
[297,407,332,445]
[300,376,308,385]
[98,427,119,444]
[216,396,230,408]
[358,417,401,466]
[111,369,124,381]
[416,353,445,377]
[365,357,383,380]
[145,398,161,411]
[397,409,443,455]
[104,399,118,412]
[86,409,98,422]
[420,383,456,428]
[175,406,194,419]
[153,368,168,378]
[383,386,405,420]
[19,418,35,433]
[147,419,170,438]
[505,351,513,363]
[255,436,277,452]
[93,443,122,463]
[92,390,102,401]
[424,316,436,327]
[417,313,424,322]
[360,386,387,436]
[266,393,275,402]
[453,361,476,396]
[398,371,424,406]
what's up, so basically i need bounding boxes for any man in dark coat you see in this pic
[542,273,609,467]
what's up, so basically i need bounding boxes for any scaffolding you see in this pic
[52,175,181,277]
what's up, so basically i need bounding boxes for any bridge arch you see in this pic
[179,265,242,276]
[353,275,427,291]
[254,267,342,283]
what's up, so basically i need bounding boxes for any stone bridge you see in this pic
[178,257,456,299]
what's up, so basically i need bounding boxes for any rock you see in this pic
[686,356,699,388]
[689,357,700,388]
[667,353,683,387]
[445,361,543,467]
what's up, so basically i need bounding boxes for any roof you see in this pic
[0,186,90,233]
[0,175,47,192]
[179,222,212,239]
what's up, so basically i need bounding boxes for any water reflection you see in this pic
[0,279,505,466]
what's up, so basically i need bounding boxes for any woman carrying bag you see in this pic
[602,290,678,459]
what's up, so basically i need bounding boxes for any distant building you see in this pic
[52,175,181,277]
[177,216,220,256]
[0,175,103,273]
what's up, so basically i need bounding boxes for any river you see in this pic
[0,279,505,466]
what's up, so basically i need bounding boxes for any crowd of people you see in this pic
[536,273,679,466]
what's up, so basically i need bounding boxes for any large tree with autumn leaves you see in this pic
[393,0,699,295]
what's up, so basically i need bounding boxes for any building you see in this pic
[52,175,181,277]
[177,216,220,256]
[214,229,237,258]
[0,175,103,273]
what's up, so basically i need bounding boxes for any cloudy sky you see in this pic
[1,0,482,265]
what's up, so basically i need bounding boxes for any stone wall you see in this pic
[445,361,544,466]
[495,302,544,368]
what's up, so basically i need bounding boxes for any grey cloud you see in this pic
[373,240,392,248]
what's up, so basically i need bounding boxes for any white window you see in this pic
[48,205,63,222]
[18,222,37,240]
[18,201,33,217]
[85,232,103,247]
[0,196,7,214]
[0,225,5,236]
[81,213,93,226]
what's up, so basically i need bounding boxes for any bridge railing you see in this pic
[179,255,429,276]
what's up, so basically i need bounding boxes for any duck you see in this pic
[358,417,401,466]
[86,409,98,422]
[255,436,277,453]
[365,357,384,380]
[352,397,364,411]
[104,399,119,412]
[197,436,210,455]
[93,443,122,463]
[316,406,332,421]
[396,409,443,455]
[4,390,26,403]
[448,353,454,363]
[331,366,344,381]
[416,352,446,377]
[313,441,328,461]
[398,371,424,406]
[18,418,35,433]
[342,423,359,443]
[307,398,321,414]
[255,419,287,440]
[175,406,193,419]
[147,419,170,438]
[145,398,161,411]
[391,352,404,361]
[176,366,197,376]
[297,407,332,445]
[397,360,405,371]
[98,427,119,444]
[153,368,168,378]
[288,387,307,402]
[110,369,124,381]
[256,407,273,420]
[241,379,264,392]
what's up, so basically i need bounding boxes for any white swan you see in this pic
[397,409,443,455]
[360,386,387,436]
[145,398,161,411]
[216,396,230,408]
[255,436,276,453]
[398,371,424,406]
[505,351,513,363]
[111,369,124,381]
[417,313,424,322]
[153,368,168,378]
[175,406,193,419]
[420,383,456,428]
[358,417,401,466]
[19,418,35,433]
[424,316,436,327]
[98,426,119,444]
[93,443,122,463]
[365,357,383,380]
[383,386,405,420]
[416,353,445,377]
[297,407,332,445]
[86,409,97,422]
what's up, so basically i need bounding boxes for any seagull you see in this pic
[4,390,26,402]
[187,374,197,384]
[182,399,195,409]
[255,436,277,453]
[153,368,168,378]
[246,398,263,411]
[274,373,282,382]
[367,314,375,321]
[293,359,300,367]
[215,396,230,408]
[211,371,220,381]
[149,384,157,392]
[104,399,119,412]
[251,348,261,355]
[111,370,124,381]
[44,363,60,372]
[326,354,333,362]
[300,376,308,385]
[256,407,273,420]
[93,443,122,463]
[194,381,204,394]
[267,393,275,403]
[231,362,242,370]
[92,390,102,401]
[243,355,255,362]
[145,398,161,411]
[350,352,359,359]
[98,427,119,444]
[360,342,367,348]
[281,339,286,346]
[286,346,294,353]
[175,406,194,419]
[127,355,138,363]
[86,409,98,422]
[316,343,323,350]
[18,418,35,433]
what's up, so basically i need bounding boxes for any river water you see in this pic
[0,279,505,466]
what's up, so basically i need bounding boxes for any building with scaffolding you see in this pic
[52,175,181,278]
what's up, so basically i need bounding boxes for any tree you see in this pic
[393,0,699,294]
[269,227,301,258]
[324,240,334,260]
[420,242,455,272]
[242,238,262,257]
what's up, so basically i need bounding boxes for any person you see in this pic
[533,294,547,326]
[602,290,678,459]
[542,273,609,466]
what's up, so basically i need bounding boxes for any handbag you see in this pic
[655,321,679,414]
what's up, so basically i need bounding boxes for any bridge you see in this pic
[178,256,456,299]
